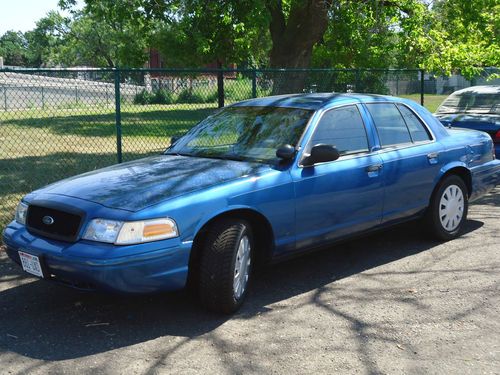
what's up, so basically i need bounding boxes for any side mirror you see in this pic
[302,144,340,167]
[276,144,296,160]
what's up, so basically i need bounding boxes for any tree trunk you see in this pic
[267,0,331,94]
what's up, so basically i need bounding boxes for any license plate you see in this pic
[18,251,44,278]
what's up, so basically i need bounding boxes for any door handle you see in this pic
[366,164,383,172]
[427,152,439,165]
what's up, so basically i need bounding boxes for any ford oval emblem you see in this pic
[42,216,55,225]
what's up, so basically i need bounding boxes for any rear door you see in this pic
[364,102,443,223]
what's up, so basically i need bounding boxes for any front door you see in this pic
[291,105,385,250]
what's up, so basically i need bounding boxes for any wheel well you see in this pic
[187,209,275,286]
[441,167,472,197]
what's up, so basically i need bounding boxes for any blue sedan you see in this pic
[3,93,500,313]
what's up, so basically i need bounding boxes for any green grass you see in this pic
[401,94,447,113]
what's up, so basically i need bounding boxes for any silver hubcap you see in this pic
[439,184,464,231]
[233,234,251,300]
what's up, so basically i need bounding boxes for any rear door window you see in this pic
[366,103,412,146]
[397,104,431,142]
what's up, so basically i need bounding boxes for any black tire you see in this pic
[426,175,468,241]
[198,219,253,313]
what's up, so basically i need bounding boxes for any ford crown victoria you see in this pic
[3,93,500,313]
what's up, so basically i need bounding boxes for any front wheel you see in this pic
[426,175,468,241]
[198,219,253,313]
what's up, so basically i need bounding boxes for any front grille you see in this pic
[26,204,83,242]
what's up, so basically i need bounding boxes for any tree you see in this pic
[267,0,330,69]
[24,11,70,67]
[60,12,150,67]
[417,0,500,78]
[60,0,500,84]
[153,1,270,68]
[313,1,407,69]
[0,31,28,66]
[59,0,157,67]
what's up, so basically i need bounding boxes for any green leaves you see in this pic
[0,31,28,66]
[152,0,270,68]
[63,11,150,67]
[1,0,497,77]
[401,0,499,78]
[24,11,70,67]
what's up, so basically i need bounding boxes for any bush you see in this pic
[133,89,154,105]
[176,88,206,104]
[224,79,252,102]
[204,91,218,103]
[134,88,175,105]
[151,89,174,104]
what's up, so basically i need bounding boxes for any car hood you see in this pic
[34,155,271,211]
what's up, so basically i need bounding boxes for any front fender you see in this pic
[143,168,295,253]
[193,204,271,237]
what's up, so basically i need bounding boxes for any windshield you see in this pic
[436,91,500,115]
[166,106,313,163]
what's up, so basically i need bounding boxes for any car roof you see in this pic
[230,93,401,110]
[449,85,500,96]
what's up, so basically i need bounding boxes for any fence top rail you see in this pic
[0,67,425,74]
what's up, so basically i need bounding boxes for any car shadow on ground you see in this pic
[0,217,485,361]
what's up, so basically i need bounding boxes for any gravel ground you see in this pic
[0,188,498,375]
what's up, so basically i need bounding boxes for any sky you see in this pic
[0,0,82,35]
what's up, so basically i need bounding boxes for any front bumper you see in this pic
[2,221,191,294]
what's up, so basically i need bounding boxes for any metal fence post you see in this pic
[75,86,79,105]
[217,70,224,108]
[41,86,45,109]
[396,73,399,96]
[420,69,425,106]
[3,86,6,110]
[251,69,257,98]
[114,69,123,163]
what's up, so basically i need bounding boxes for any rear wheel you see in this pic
[427,175,468,240]
[198,219,253,313]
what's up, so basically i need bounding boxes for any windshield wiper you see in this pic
[164,151,196,157]
[166,151,252,162]
[200,154,246,161]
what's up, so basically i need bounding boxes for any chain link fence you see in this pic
[1,67,498,229]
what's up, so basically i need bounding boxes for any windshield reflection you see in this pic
[166,106,313,163]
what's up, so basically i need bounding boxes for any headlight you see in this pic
[83,218,178,245]
[82,219,122,243]
[15,202,28,225]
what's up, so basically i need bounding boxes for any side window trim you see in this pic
[399,103,436,141]
[302,104,371,160]
[364,102,435,150]
[394,104,416,143]
[395,103,433,143]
